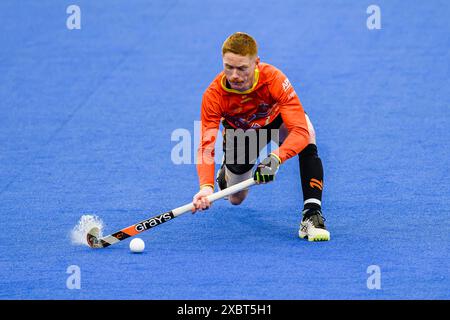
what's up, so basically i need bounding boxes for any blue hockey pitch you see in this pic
[0,0,448,299]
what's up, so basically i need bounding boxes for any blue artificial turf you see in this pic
[0,0,448,299]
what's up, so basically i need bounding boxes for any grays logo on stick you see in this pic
[135,212,174,232]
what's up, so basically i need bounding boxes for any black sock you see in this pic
[299,144,324,212]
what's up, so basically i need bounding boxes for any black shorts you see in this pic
[222,114,284,175]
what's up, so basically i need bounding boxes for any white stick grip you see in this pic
[171,178,256,216]
[207,178,255,202]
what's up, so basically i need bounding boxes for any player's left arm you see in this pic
[269,69,310,163]
[253,68,309,184]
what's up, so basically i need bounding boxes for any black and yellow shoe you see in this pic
[299,209,330,241]
[216,165,227,191]
[216,162,228,200]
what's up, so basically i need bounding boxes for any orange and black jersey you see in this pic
[197,62,310,188]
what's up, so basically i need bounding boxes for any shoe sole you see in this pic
[308,235,330,242]
[299,232,330,242]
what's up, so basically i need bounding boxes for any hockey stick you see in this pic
[87,178,256,248]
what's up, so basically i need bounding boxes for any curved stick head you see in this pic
[86,227,103,248]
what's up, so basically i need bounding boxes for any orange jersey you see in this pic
[197,62,310,188]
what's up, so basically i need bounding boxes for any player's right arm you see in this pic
[192,89,222,212]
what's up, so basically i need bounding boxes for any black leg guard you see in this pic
[299,144,324,211]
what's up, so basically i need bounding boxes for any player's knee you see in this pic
[304,114,316,143]
[229,190,248,205]
[229,197,244,205]
[308,128,316,144]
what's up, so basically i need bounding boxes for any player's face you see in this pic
[223,52,259,91]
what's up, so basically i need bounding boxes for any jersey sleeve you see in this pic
[268,68,309,162]
[196,89,222,189]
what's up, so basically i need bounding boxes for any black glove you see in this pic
[254,153,281,184]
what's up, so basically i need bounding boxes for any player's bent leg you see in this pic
[217,164,253,205]
[227,166,252,205]
[298,115,330,241]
